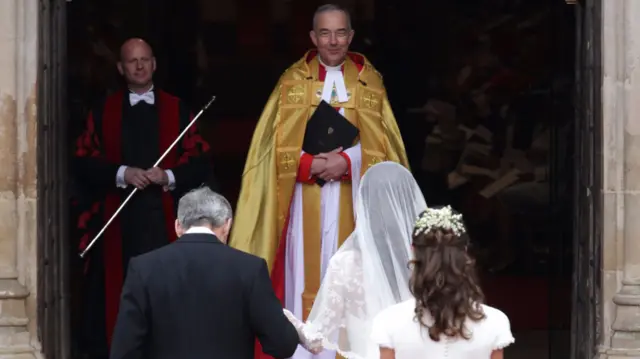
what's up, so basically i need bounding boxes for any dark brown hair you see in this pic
[409,213,485,341]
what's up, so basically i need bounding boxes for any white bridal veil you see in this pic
[305,161,428,359]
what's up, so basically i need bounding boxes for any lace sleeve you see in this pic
[305,250,365,353]
[283,308,323,353]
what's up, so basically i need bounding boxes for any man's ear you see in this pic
[224,218,233,233]
[347,30,355,45]
[309,30,319,47]
[151,57,157,72]
[175,219,184,237]
[117,62,124,76]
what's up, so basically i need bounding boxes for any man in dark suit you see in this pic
[109,187,300,359]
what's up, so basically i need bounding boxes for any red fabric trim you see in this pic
[346,52,365,70]
[272,207,291,305]
[338,152,352,181]
[305,50,318,63]
[297,153,316,184]
[305,50,365,72]
[319,63,327,82]
[75,112,101,157]
[254,197,294,359]
[177,120,210,165]
[156,91,180,245]
[100,90,183,346]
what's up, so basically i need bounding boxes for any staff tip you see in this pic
[204,95,216,109]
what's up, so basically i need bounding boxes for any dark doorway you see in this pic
[37,0,600,358]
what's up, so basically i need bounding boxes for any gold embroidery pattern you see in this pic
[281,153,296,170]
[315,89,352,104]
[368,157,382,168]
[362,92,379,109]
[287,85,306,104]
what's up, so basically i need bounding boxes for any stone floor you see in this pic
[505,331,570,359]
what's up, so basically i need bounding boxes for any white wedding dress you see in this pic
[285,162,428,359]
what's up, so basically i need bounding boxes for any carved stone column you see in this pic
[603,0,640,357]
[0,0,41,357]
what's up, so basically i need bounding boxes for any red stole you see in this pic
[101,90,181,345]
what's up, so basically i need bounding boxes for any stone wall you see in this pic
[0,0,41,357]
[600,0,640,358]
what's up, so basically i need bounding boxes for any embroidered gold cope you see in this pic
[230,51,409,323]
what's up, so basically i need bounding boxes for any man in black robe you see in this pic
[73,38,212,358]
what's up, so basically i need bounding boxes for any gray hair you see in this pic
[312,4,352,30]
[177,187,232,229]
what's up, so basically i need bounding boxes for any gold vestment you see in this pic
[230,51,409,321]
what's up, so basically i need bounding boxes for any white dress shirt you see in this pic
[115,85,176,191]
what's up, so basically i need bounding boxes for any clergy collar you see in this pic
[318,56,345,72]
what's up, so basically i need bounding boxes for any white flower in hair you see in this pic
[413,205,466,236]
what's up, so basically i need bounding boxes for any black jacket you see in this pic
[109,232,299,359]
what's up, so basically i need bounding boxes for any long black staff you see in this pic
[79,95,217,258]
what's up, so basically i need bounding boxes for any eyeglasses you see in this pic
[316,29,350,39]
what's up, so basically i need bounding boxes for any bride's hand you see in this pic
[283,309,303,329]
[282,309,324,354]
[306,337,324,354]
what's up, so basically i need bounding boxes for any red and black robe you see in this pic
[74,89,211,356]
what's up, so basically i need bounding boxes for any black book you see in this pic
[302,100,359,186]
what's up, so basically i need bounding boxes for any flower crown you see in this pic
[413,206,466,237]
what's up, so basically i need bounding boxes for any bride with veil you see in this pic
[284,161,427,359]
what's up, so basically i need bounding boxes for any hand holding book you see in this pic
[302,101,358,186]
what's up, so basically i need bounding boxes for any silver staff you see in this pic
[79,95,217,258]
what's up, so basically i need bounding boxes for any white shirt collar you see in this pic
[318,56,344,72]
[184,226,215,235]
